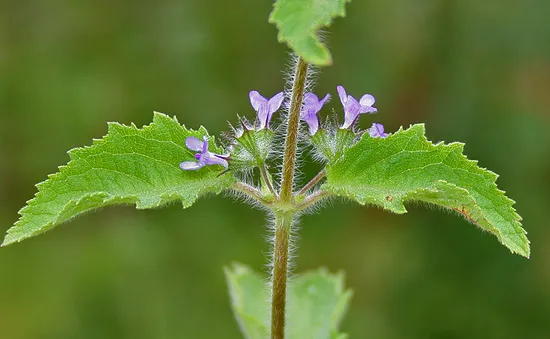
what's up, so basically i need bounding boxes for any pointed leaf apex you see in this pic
[269,0,350,66]
[325,124,529,257]
[3,114,234,245]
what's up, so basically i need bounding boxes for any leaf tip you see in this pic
[514,239,531,259]
[2,230,19,247]
[269,0,348,67]
[153,111,177,122]
[225,261,252,276]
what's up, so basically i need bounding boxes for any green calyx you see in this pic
[230,128,275,170]
[310,128,358,163]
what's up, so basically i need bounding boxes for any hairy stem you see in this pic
[232,181,268,204]
[271,213,293,339]
[269,57,308,339]
[297,168,326,195]
[279,57,309,202]
[296,190,331,211]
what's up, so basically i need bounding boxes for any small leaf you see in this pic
[224,263,351,339]
[224,263,270,339]
[3,112,234,246]
[286,267,352,339]
[324,124,530,257]
[269,0,351,66]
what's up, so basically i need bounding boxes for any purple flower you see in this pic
[180,136,228,170]
[368,123,389,138]
[337,85,377,129]
[300,92,330,135]
[249,90,284,129]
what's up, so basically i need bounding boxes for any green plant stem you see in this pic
[269,56,308,339]
[297,168,326,195]
[232,182,267,204]
[296,190,330,211]
[279,57,309,202]
[271,213,293,339]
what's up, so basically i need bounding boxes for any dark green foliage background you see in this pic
[1,1,549,338]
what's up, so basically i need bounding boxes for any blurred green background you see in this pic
[1,0,549,338]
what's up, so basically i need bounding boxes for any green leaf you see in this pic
[224,263,270,339]
[324,124,530,258]
[286,268,352,339]
[3,112,234,246]
[224,263,351,339]
[269,0,351,66]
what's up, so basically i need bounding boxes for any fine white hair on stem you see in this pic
[225,187,265,212]
[264,214,302,296]
[274,54,318,194]
[301,193,334,215]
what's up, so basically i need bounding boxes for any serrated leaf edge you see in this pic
[3,112,233,246]
[325,124,529,258]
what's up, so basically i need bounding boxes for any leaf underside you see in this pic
[3,112,234,246]
[225,263,351,339]
[269,0,351,66]
[324,124,529,258]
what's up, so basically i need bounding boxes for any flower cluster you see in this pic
[300,85,384,135]
[180,86,389,171]
[301,86,388,138]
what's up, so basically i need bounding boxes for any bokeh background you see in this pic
[1,0,549,338]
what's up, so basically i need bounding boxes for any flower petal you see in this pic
[368,123,389,138]
[201,137,209,154]
[185,136,204,151]
[359,94,376,107]
[342,96,360,129]
[301,92,330,135]
[318,93,331,106]
[303,92,319,105]
[249,90,267,112]
[179,161,204,170]
[267,92,284,114]
[204,154,229,168]
[360,106,378,114]
[336,85,347,106]
[305,116,319,135]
